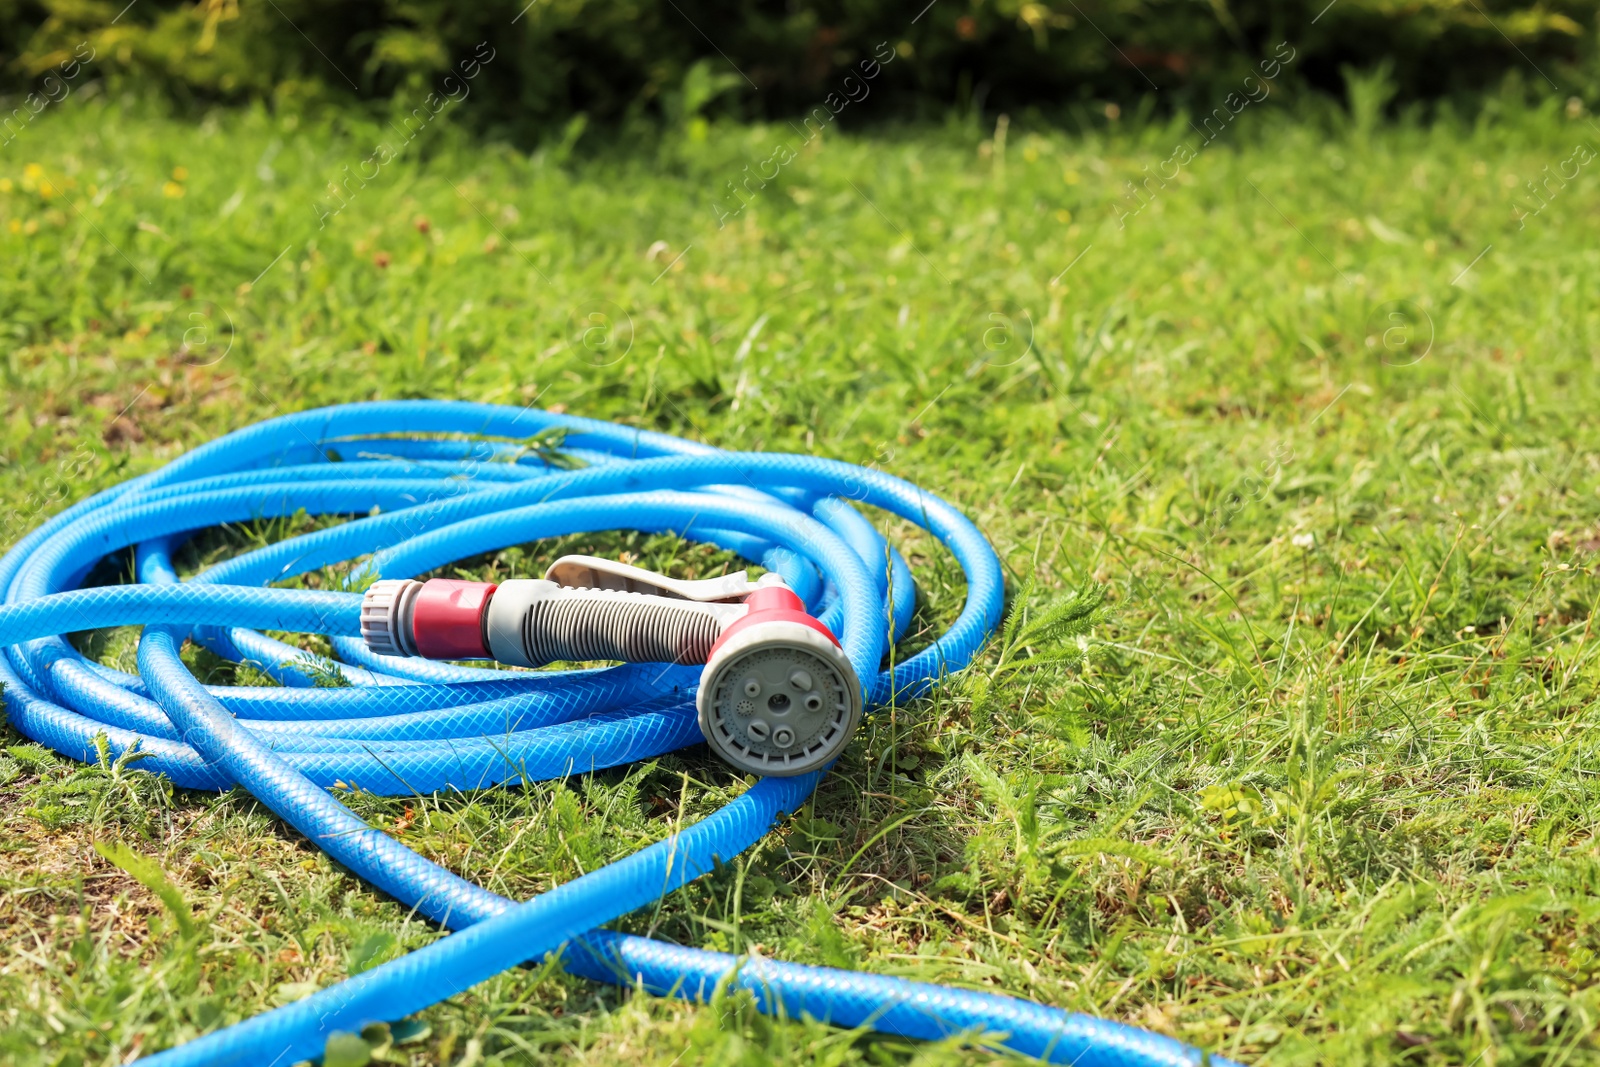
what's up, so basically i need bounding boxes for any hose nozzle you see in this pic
[360,560,862,776]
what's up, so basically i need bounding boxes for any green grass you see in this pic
[3,83,1600,1067]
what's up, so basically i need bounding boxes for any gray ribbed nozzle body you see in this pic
[483,579,746,668]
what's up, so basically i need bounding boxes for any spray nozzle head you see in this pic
[695,583,862,777]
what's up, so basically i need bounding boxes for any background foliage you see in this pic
[2,0,1599,137]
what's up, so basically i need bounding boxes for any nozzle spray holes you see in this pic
[701,643,859,775]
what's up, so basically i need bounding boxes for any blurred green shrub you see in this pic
[2,0,1595,134]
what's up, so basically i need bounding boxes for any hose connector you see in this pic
[359,578,496,660]
[359,578,421,658]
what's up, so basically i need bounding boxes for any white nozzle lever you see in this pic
[543,554,763,602]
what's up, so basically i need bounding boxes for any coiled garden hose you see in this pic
[0,401,1239,1067]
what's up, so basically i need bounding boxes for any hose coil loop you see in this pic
[0,402,1236,1067]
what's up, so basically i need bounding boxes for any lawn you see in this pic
[3,83,1600,1067]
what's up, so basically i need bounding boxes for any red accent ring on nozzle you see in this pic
[412,579,497,660]
[707,584,841,661]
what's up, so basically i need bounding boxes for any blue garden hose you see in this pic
[0,401,1238,1067]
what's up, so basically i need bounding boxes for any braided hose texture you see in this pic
[0,401,1241,1067]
